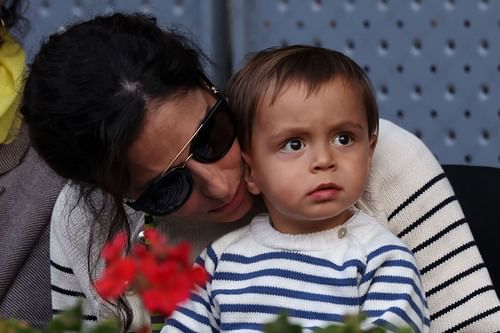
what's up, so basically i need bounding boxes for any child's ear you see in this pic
[368,133,378,166]
[241,152,261,195]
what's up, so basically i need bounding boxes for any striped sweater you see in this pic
[163,210,430,333]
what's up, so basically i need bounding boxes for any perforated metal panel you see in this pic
[230,0,500,167]
[17,0,229,86]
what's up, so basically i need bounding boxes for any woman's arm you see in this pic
[358,119,500,331]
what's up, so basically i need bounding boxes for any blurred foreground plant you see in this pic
[0,231,412,333]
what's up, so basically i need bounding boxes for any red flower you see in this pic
[95,229,207,317]
[95,257,136,299]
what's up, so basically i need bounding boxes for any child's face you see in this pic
[243,79,377,234]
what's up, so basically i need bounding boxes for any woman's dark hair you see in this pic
[0,0,28,45]
[20,12,206,330]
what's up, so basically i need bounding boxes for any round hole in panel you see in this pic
[414,129,422,139]
[330,19,337,29]
[363,65,370,73]
[396,109,405,119]
[479,39,489,56]
[479,83,489,100]
[430,64,437,73]
[411,0,422,11]
[430,109,438,118]
[412,84,422,100]
[481,129,490,141]
[463,19,471,28]
[464,109,472,118]
[297,20,304,29]
[412,38,422,55]
[363,19,370,29]
[445,0,456,11]
[39,0,50,17]
[278,0,289,12]
[378,0,389,11]
[464,154,472,164]
[446,129,456,146]
[173,0,185,15]
[396,19,404,29]
[378,39,389,55]
[430,19,438,28]
[445,39,456,55]
[396,64,404,73]
[378,84,389,101]
[478,0,489,11]
[344,0,356,12]
[347,39,356,51]
[311,0,322,12]
[446,83,456,101]
[313,38,322,47]
[141,0,152,14]
[464,64,471,73]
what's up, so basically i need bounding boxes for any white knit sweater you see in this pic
[50,119,500,332]
[164,210,430,333]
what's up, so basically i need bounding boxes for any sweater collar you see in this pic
[249,209,359,251]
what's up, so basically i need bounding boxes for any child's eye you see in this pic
[281,138,305,152]
[332,134,353,146]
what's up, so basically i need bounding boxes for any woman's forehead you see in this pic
[127,89,209,188]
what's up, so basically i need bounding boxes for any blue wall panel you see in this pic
[12,0,500,167]
[229,0,500,167]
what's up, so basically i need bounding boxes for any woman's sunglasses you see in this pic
[126,79,236,216]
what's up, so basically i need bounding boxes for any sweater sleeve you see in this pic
[50,182,102,324]
[50,182,146,329]
[163,245,220,332]
[357,226,429,333]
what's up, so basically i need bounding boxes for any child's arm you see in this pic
[358,231,430,333]
[162,245,220,332]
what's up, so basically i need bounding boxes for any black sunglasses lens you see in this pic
[192,100,235,163]
[134,169,193,215]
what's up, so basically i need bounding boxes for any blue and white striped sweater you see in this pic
[164,210,430,333]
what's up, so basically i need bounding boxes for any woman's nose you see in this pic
[187,159,232,199]
[311,146,336,172]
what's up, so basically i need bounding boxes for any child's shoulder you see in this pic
[349,210,408,250]
[207,222,253,255]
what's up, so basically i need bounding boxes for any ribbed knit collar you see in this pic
[249,208,360,251]
[0,123,29,175]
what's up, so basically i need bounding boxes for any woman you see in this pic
[21,12,499,333]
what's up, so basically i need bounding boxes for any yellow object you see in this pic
[0,32,26,144]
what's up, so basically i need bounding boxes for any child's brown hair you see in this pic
[227,45,379,151]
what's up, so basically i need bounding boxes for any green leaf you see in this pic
[0,319,41,333]
[263,313,302,333]
[45,303,83,333]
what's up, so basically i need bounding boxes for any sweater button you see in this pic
[338,227,347,239]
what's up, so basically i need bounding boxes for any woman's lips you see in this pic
[307,183,342,201]
[208,178,246,214]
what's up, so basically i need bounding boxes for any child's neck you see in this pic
[268,208,354,235]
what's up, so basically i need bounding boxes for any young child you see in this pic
[163,46,429,333]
